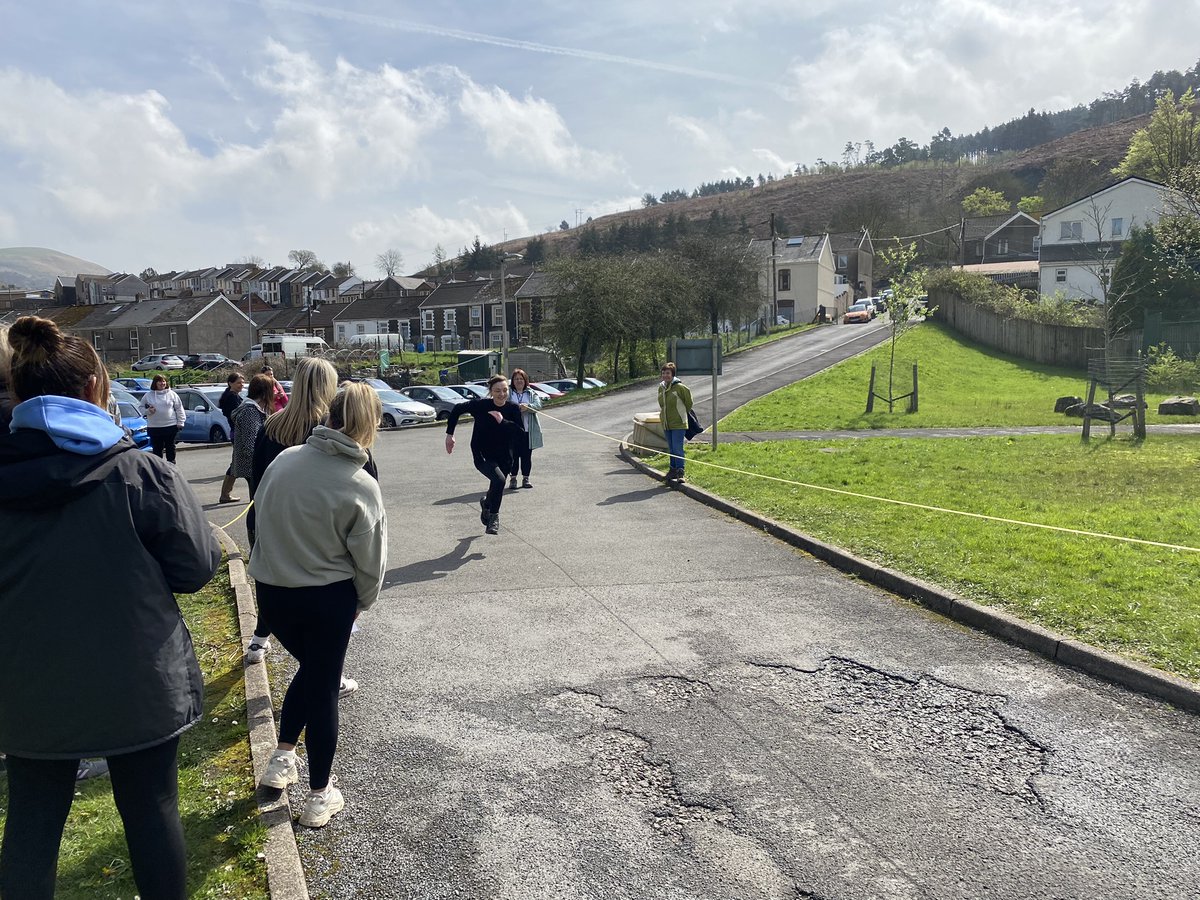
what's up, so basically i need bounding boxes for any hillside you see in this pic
[491,112,1149,263]
[0,247,110,290]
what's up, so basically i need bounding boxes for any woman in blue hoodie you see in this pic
[0,316,220,900]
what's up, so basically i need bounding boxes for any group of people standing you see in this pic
[0,322,389,896]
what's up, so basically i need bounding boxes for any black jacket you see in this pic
[446,397,523,460]
[0,430,220,758]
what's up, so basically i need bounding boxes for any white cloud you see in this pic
[458,80,616,177]
[668,115,715,147]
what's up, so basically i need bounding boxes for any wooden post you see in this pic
[1135,369,1147,440]
[1082,378,1096,442]
[910,363,919,413]
[866,365,876,413]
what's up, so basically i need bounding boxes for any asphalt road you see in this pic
[180,323,1200,900]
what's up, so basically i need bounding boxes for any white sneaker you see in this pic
[245,637,272,664]
[259,751,298,789]
[299,777,344,828]
[339,676,359,699]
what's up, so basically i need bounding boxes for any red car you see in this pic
[843,301,875,324]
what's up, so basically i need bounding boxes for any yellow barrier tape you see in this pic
[220,500,252,529]
[535,409,1200,555]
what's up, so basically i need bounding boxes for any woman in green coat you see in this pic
[657,361,693,483]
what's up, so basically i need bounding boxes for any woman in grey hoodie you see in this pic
[139,374,186,462]
[249,382,387,828]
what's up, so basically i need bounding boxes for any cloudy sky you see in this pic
[2,0,1198,276]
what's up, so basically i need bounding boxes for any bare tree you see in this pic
[1072,198,1138,362]
[375,249,403,277]
[287,249,324,272]
[235,254,265,268]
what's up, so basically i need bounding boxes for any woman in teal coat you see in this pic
[507,368,543,489]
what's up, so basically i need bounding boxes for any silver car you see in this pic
[397,385,469,420]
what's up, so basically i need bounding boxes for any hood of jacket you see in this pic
[305,424,368,466]
[0,400,134,511]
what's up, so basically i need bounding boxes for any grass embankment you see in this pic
[722,321,1200,430]
[0,563,267,899]
[663,323,1200,680]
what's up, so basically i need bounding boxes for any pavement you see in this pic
[179,324,1200,900]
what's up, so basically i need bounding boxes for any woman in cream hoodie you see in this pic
[139,374,186,462]
[248,382,386,828]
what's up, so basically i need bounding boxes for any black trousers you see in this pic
[257,580,357,791]
[512,431,532,478]
[473,451,509,513]
[0,737,186,900]
[147,425,179,463]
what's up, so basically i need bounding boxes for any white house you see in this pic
[1038,176,1172,301]
[749,235,840,324]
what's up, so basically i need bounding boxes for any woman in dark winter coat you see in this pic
[444,373,522,535]
[0,316,220,900]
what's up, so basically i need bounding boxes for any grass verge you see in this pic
[0,562,268,899]
[721,321,1200,431]
[662,434,1200,681]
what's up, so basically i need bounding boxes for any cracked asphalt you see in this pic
[184,325,1200,899]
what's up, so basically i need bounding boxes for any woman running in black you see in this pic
[444,374,523,535]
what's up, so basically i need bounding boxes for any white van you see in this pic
[347,333,409,351]
[242,334,329,361]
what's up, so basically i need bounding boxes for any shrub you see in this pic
[924,271,1102,327]
[1145,343,1199,392]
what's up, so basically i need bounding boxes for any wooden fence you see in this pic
[929,289,1141,371]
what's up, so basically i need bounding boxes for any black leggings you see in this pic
[147,425,179,463]
[473,451,509,513]
[512,431,532,478]
[257,580,357,791]
[0,737,186,900]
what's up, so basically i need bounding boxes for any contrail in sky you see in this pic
[258,0,776,90]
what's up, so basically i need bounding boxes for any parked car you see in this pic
[446,383,489,401]
[468,378,554,402]
[182,353,236,370]
[865,296,887,314]
[530,382,566,399]
[583,377,607,389]
[397,385,468,420]
[114,377,154,398]
[131,354,184,371]
[843,301,875,324]
[115,401,152,450]
[372,389,437,428]
[175,386,244,443]
[540,378,596,393]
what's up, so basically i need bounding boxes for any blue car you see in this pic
[115,401,152,450]
[114,377,154,399]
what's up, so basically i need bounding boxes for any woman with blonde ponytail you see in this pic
[0,316,219,899]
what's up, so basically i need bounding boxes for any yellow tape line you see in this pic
[535,410,1200,555]
[220,500,252,529]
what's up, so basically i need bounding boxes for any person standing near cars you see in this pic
[657,362,693,484]
[218,370,246,503]
[140,373,186,463]
[445,374,523,535]
[249,382,387,828]
[507,368,542,490]
[261,364,288,412]
[0,315,220,899]
[230,375,273,540]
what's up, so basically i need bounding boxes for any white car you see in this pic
[374,388,437,428]
[131,354,184,371]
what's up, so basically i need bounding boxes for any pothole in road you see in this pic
[747,657,1049,804]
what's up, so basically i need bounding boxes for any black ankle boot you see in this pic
[480,497,490,525]
[485,512,500,535]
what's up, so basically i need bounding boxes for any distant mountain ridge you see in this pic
[0,247,110,291]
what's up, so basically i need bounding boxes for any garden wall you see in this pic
[929,289,1141,371]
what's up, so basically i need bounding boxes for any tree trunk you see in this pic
[611,336,621,385]
[628,337,638,380]
[576,336,589,386]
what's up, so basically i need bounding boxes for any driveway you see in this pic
[182,325,1200,899]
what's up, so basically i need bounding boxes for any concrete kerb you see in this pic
[618,441,1200,716]
[210,524,310,900]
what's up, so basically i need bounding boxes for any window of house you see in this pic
[470,305,482,326]
[778,269,791,292]
[975,243,984,257]
[440,334,459,351]
[444,310,456,331]
[422,333,435,349]
[1111,217,1124,238]
[997,239,1009,255]
[93,332,102,349]
[469,332,483,350]
[337,324,347,338]
[489,332,503,348]
[422,310,435,331]
[400,321,411,340]
[1032,237,1041,252]
[169,327,177,348]
[1099,266,1111,286]
[1059,221,1082,241]
[491,305,503,326]
[1055,269,1067,283]
[356,323,366,334]
[107,331,113,340]
[837,254,849,270]
[129,330,139,351]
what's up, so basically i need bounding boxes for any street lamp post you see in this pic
[498,253,523,375]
